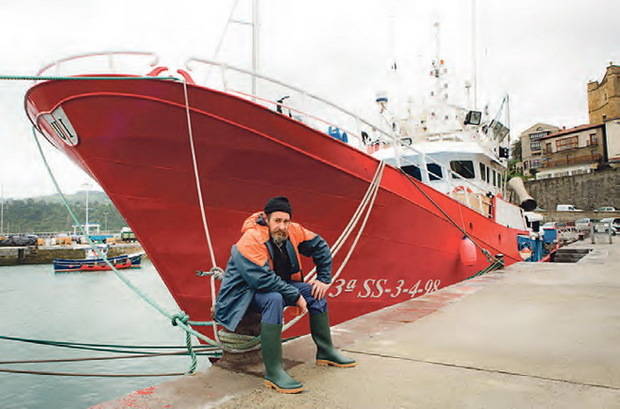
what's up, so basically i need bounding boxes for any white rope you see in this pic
[182,74,384,337]
[182,80,221,344]
[283,161,385,331]
[303,160,386,283]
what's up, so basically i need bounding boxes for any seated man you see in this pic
[214,196,356,394]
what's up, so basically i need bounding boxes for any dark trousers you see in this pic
[250,281,327,325]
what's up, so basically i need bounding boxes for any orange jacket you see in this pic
[214,212,332,331]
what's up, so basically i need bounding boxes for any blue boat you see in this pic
[53,253,144,273]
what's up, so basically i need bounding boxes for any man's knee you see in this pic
[262,292,285,309]
[290,282,328,313]
[289,282,312,299]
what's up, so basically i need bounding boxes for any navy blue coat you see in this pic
[214,212,332,331]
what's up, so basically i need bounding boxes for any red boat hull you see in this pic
[26,77,525,340]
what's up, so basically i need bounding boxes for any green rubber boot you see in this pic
[310,312,357,367]
[260,323,304,393]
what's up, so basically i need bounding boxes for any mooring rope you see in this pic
[181,79,222,346]
[0,350,221,366]
[304,160,386,283]
[30,125,221,374]
[400,169,504,268]
[0,335,218,355]
[283,160,385,331]
[0,368,187,378]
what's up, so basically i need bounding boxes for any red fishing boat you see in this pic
[24,50,533,342]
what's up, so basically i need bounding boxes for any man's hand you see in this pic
[295,295,308,314]
[309,279,330,300]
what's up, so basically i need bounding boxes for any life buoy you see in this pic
[452,185,472,194]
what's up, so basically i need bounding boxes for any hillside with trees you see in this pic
[0,191,127,234]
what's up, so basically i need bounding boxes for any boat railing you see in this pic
[35,51,159,80]
[186,57,373,147]
[185,57,496,215]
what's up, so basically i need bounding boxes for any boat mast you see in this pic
[251,0,259,97]
[471,0,478,109]
[208,0,259,98]
[84,183,90,236]
[503,94,511,197]
[0,185,4,235]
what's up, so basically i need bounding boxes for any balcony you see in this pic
[541,153,602,169]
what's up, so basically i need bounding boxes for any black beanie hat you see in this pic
[264,196,292,216]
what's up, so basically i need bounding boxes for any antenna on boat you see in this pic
[388,2,397,72]
[0,185,4,235]
[251,0,260,97]
[471,0,478,109]
[83,181,90,236]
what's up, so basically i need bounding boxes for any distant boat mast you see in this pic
[471,0,478,109]
[0,185,4,235]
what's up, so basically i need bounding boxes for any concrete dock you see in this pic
[92,239,620,409]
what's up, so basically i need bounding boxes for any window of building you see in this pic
[402,165,422,181]
[544,142,552,153]
[556,136,578,151]
[589,133,598,145]
[427,163,443,181]
[479,163,487,182]
[450,160,475,179]
[531,159,541,169]
[530,141,541,151]
[530,131,548,141]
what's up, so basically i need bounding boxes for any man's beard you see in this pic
[271,230,288,246]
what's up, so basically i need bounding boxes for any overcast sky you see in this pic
[1,0,618,199]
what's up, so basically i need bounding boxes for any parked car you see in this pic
[594,206,617,212]
[575,218,598,231]
[599,217,620,235]
[556,204,583,211]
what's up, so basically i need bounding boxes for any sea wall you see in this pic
[520,168,619,211]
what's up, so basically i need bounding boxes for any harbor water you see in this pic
[0,261,212,409]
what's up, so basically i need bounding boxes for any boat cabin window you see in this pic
[450,160,475,179]
[401,165,422,181]
[427,163,443,181]
[479,163,487,182]
[492,170,497,187]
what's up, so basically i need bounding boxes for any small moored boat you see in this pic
[53,253,143,273]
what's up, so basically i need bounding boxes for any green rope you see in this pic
[170,312,197,373]
[464,258,504,281]
[0,350,222,366]
[0,335,218,355]
[30,126,222,373]
[1,75,179,81]
[217,330,261,352]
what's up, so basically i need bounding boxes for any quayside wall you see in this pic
[514,168,619,212]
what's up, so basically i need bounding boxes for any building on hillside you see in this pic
[605,117,620,167]
[588,63,620,124]
[536,123,606,179]
[518,123,560,177]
